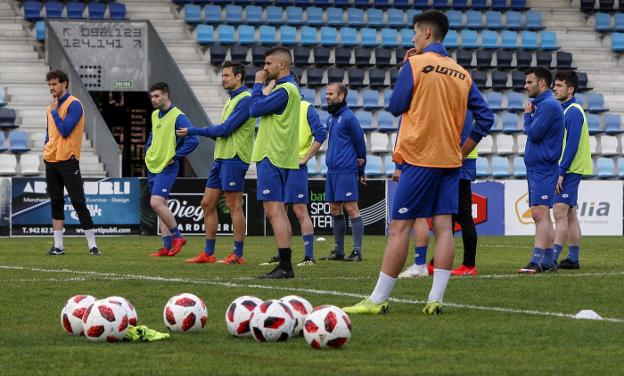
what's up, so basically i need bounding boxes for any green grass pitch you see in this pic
[1,235,623,375]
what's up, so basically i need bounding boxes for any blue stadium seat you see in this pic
[406,9,422,24]
[413,0,429,9]
[612,32,624,52]
[287,7,305,26]
[88,2,106,19]
[319,153,328,176]
[346,92,359,108]
[327,7,344,26]
[274,0,293,5]
[320,26,338,46]
[596,158,615,178]
[245,6,263,25]
[476,157,489,177]
[587,113,602,134]
[238,25,255,45]
[387,9,404,28]
[507,92,524,112]
[587,93,608,113]
[314,0,331,7]
[307,157,319,176]
[0,132,5,152]
[362,89,381,110]
[521,31,538,50]
[433,0,450,9]
[510,0,529,10]
[447,10,464,29]
[492,157,510,178]
[486,11,504,30]
[461,30,479,49]
[35,20,45,42]
[377,110,397,132]
[384,155,395,177]
[8,131,30,153]
[491,70,509,90]
[300,26,318,46]
[335,0,353,7]
[197,25,214,44]
[294,0,312,5]
[23,1,42,21]
[361,28,378,47]
[381,28,399,48]
[487,92,504,111]
[66,2,85,19]
[217,25,236,45]
[266,6,283,25]
[224,5,243,25]
[595,12,612,32]
[365,156,383,177]
[400,28,413,48]
[466,11,483,29]
[444,30,459,49]
[0,87,6,107]
[505,11,522,30]
[453,0,469,10]
[347,67,365,88]
[512,156,526,178]
[575,93,586,108]
[301,88,317,104]
[605,114,623,134]
[491,0,509,11]
[540,31,558,50]
[347,8,366,27]
[204,5,221,24]
[367,9,384,28]
[615,13,624,32]
[525,10,543,30]
[383,88,392,108]
[45,1,64,19]
[340,27,358,47]
[280,26,297,45]
[184,4,201,24]
[109,3,126,19]
[356,110,374,131]
[233,0,253,4]
[0,108,17,129]
[618,158,624,178]
[482,30,499,49]
[502,30,518,49]
[502,112,521,133]
[259,25,276,45]
[306,7,324,27]
[373,0,390,8]
[471,0,487,10]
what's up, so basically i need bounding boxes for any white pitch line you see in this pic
[1,265,623,323]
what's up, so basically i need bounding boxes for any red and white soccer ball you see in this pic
[82,299,129,342]
[303,305,352,349]
[225,295,263,337]
[60,295,97,336]
[279,295,313,337]
[249,299,295,342]
[104,296,138,326]
[163,293,208,333]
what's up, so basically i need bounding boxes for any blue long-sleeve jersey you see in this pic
[249,75,300,117]
[146,105,199,159]
[387,43,493,146]
[559,97,584,176]
[307,104,327,144]
[45,92,83,144]
[523,90,565,170]
[186,86,251,139]
[325,103,366,175]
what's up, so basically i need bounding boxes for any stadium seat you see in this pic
[243,66,256,87]
[306,68,324,87]
[388,9,405,28]
[334,48,352,66]
[600,0,616,11]
[490,113,501,133]
[502,31,518,50]
[355,110,374,131]
[511,0,529,10]
[612,33,624,52]
[412,0,429,9]
[587,113,602,135]
[444,30,459,49]
[319,88,328,106]
[204,5,221,24]
[230,45,249,63]
[400,29,413,48]
[362,89,381,110]
[512,156,527,177]
[109,3,126,20]
[319,154,328,175]
[452,0,469,9]
[0,108,18,129]
[336,0,353,7]
[507,92,524,112]
[8,131,30,153]
[536,51,553,67]
[218,25,236,45]
[301,88,317,105]
[466,10,483,30]
[511,70,526,90]
[365,156,384,177]
[491,0,509,11]
[515,50,532,69]
[482,30,499,49]
[300,27,318,46]
[327,67,344,83]
[486,11,504,30]
[307,157,319,176]
[605,114,623,134]
[383,155,395,177]
[347,68,366,88]
[479,136,494,154]
[368,68,386,88]
[600,135,620,155]
[475,50,493,68]
[367,9,384,27]
[361,28,378,47]
[45,1,64,19]
[314,0,331,7]
[577,72,591,91]
[20,153,40,175]
[516,134,527,154]
[0,132,5,152]
[492,157,510,177]
[370,132,389,153]
[280,26,297,45]
[502,112,521,133]
[596,157,615,178]
[456,48,474,68]
[496,134,515,154]
[396,47,407,63]
[245,6,263,25]
[476,157,489,177]
[540,31,559,50]
[327,7,344,26]
[595,13,612,32]
[487,92,504,111]
[590,135,599,154]
[377,111,397,132]
[287,7,305,26]
[88,2,106,19]
[340,27,358,47]
[307,7,324,26]
[23,1,43,21]
[251,45,268,66]
[383,88,392,108]
[448,10,464,29]
[618,158,624,178]
[293,46,310,66]
[266,6,284,25]
[388,66,398,86]
[346,92,359,109]
[0,87,6,107]
[461,30,479,49]
[66,2,84,19]
[196,25,214,45]
[587,93,609,113]
[505,11,523,31]
[615,13,624,32]
[521,31,538,50]
[381,28,399,48]
[576,93,586,108]
[184,4,201,24]
[0,154,17,176]
[471,70,488,89]
[374,47,392,66]
[526,11,544,30]
[35,21,45,42]
[313,47,331,66]
[495,50,513,69]
[433,0,451,9]
[347,8,366,27]
[320,27,338,47]
[274,0,294,5]
[224,5,243,25]
[555,51,574,69]
[237,25,255,46]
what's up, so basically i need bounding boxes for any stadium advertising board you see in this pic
[0,178,10,236]
[504,180,623,236]
[11,178,141,236]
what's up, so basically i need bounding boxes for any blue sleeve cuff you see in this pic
[252,83,263,93]
[468,133,483,145]
[559,166,567,176]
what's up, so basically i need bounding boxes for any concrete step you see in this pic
[0,49,39,59]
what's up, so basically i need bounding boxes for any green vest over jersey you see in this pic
[214,90,255,163]
[145,107,182,174]
[561,103,592,175]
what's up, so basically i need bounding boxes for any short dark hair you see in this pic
[329,82,348,100]
[554,70,578,95]
[149,82,169,94]
[222,61,245,82]
[525,66,553,87]
[265,46,292,61]
[46,70,69,85]
[413,10,449,41]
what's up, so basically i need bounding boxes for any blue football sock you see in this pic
[163,235,173,251]
[351,216,364,256]
[553,244,563,263]
[568,246,580,262]
[414,246,428,266]
[302,234,314,259]
[542,248,554,266]
[169,226,182,238]
[332,215,346,257]
[233,240,244,257]
[530,248,544,265]
[204,239,216,255]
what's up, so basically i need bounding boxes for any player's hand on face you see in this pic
[255,69,269,83]
[176,128,188,137]
[392,169,401,182]
[359,175,367,186]
[556,175,564,194]
[524,102,534,114]
[50,96,58,111]
[263,80,277,95]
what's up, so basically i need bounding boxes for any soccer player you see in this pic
[259,81,327,267]
[517,67,565,273]
[145,82,198,257]
[179,62,255,265]
[249,46,302,279]
[343,10,493,315]
[551,70,592,269]
[318,83,367,262]
[44,70,100,256]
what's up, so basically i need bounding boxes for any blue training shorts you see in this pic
[285,164,309,203]
[391,165,460,220]
[206,157,249,192]
[256,158,293,202]
[554,172,582,207]
[147,161,179,199]
[325,172,359,202]
[527,168,559,208]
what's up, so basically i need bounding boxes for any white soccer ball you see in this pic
[249,299,295,342]
[163,293,208,333]
[104,296,138,326]
[303,305,352,349]
[279,295,313,336]
[60,295,97,336]
[82,299,129,342]
[225,296,264,337]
